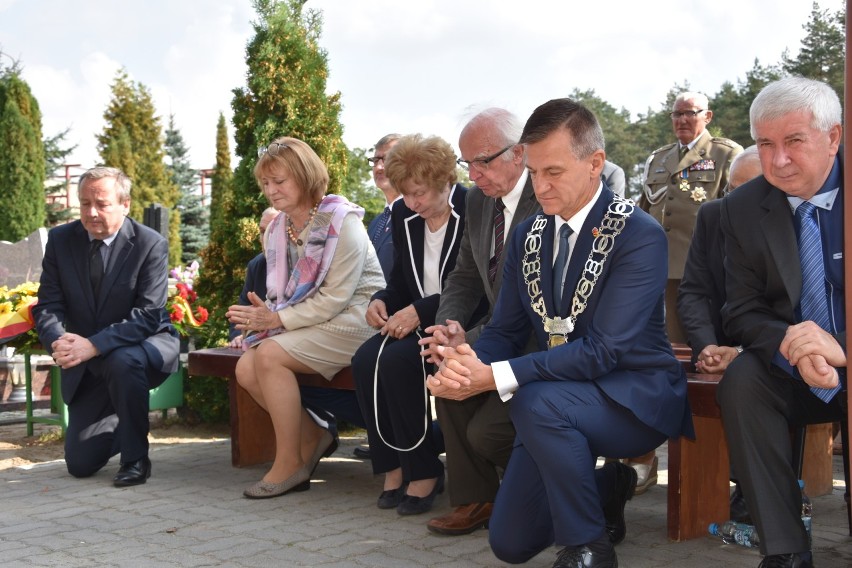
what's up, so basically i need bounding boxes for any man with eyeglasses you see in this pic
[367,133,402,279]
[632,92,742,494]
[419,107,541,537]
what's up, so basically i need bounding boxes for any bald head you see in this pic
[728,146,762,191]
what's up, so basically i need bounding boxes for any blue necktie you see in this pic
[796,201,841,402]
[552,224,572,314]
[370,207,391,246]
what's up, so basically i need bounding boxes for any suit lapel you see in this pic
[72,225,97,311]
[98,218,135,303]
[561,189,612,317]
[404,213,426,297]
[760,189,801,307]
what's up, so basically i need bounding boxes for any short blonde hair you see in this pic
[384,134,457,195]
[254,137,328,206]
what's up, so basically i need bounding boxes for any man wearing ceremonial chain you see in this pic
[428,98,693,568]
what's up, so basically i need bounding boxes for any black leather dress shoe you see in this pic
[603,461,637,544]
[553,544,617,568]
[113,456,152,487]
[758,552,813,568]
[729,483,753,524]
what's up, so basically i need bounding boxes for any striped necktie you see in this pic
[796,201,841,402]
[488,198,506,284]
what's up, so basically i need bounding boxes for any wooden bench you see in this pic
[667,347,835,541]
[187,347,353,467]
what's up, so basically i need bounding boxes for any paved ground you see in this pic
[1,432,851,568]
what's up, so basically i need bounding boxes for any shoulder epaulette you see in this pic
[651,142,677,155]
[710,137,741,149]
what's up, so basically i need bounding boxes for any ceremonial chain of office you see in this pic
[522,195,634,348]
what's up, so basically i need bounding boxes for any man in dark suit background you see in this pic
[419,107,540,536]
[718,77,845,568]
[228,207,279,348]
[429,99,692,568]
[367,133,402,279]
[677,145,762,526]
[34,167,179,487]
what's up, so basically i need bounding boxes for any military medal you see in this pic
[691,187,707,202]
[544,316,572,349]
[679,169,690,192]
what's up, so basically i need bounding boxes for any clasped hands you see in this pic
[696,345,740,374]
[425,344,495,401]
[365,300,420,340]
[51,333,98,369]
[780,321,846,389]
[226,292,277,337]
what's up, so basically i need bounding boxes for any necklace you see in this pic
[286,203,319,246]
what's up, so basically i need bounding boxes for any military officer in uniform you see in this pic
[631,91,741,494]
[639,91,742,343]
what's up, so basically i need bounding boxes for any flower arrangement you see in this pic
[168,261,209,337]
[0,281,40,352]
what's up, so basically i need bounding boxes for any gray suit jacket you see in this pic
[434,175,540,345]
[601,160,626,197]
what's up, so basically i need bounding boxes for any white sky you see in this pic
[0,0,817,178]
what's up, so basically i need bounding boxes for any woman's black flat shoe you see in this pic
[377,486,405,509]
[397,474,444,516]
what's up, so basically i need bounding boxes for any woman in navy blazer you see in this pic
[353,134,477,516]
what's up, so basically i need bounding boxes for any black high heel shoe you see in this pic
[397,473,445,516]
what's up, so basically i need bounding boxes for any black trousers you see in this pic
[717,351,843,556]
[352,332,443,482]
[64,345,168,477]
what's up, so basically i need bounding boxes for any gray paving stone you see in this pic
[1,435,851,567]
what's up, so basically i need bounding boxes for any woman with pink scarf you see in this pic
[226,137,384,499]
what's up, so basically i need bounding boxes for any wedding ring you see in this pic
[246,319,251,327]
[397,326,403,330]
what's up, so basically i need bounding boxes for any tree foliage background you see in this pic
[0,58,45,242]
[165,114,209,265]
[97,70,182,265]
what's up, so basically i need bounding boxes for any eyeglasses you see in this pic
[669,109,705,120]
[257,142,289,158]
[367,156,385,167]
[456,145,512,172]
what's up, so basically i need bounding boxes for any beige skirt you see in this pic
[259,305,377,380]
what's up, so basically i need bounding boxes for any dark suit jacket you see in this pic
[373,184,475,328]
[720,155,846,365]
[368,206,395,279]
[228,252,267,340]
[677,199,733,358]
[475,186,693,440]
[435,175,539,345]
[34,217,179,403]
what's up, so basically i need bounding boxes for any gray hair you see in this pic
[372,133,402,152]
[462,107,524,165]
[674,91,710,110]
[730,144,759,168]
[749,77,842,139]
[78,167,132,203]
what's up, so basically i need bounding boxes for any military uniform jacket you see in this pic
[639,130,742,278]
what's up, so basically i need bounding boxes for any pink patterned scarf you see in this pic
[243,194,364,349]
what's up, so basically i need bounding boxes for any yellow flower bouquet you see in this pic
[0,281,40,352]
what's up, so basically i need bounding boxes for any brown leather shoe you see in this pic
[427,502,493,535]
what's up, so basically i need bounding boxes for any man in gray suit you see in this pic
[420,108,540,535]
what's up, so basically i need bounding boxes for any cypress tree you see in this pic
[97,69,182,265]
[0,62,45,242]
[165,114,208,265]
